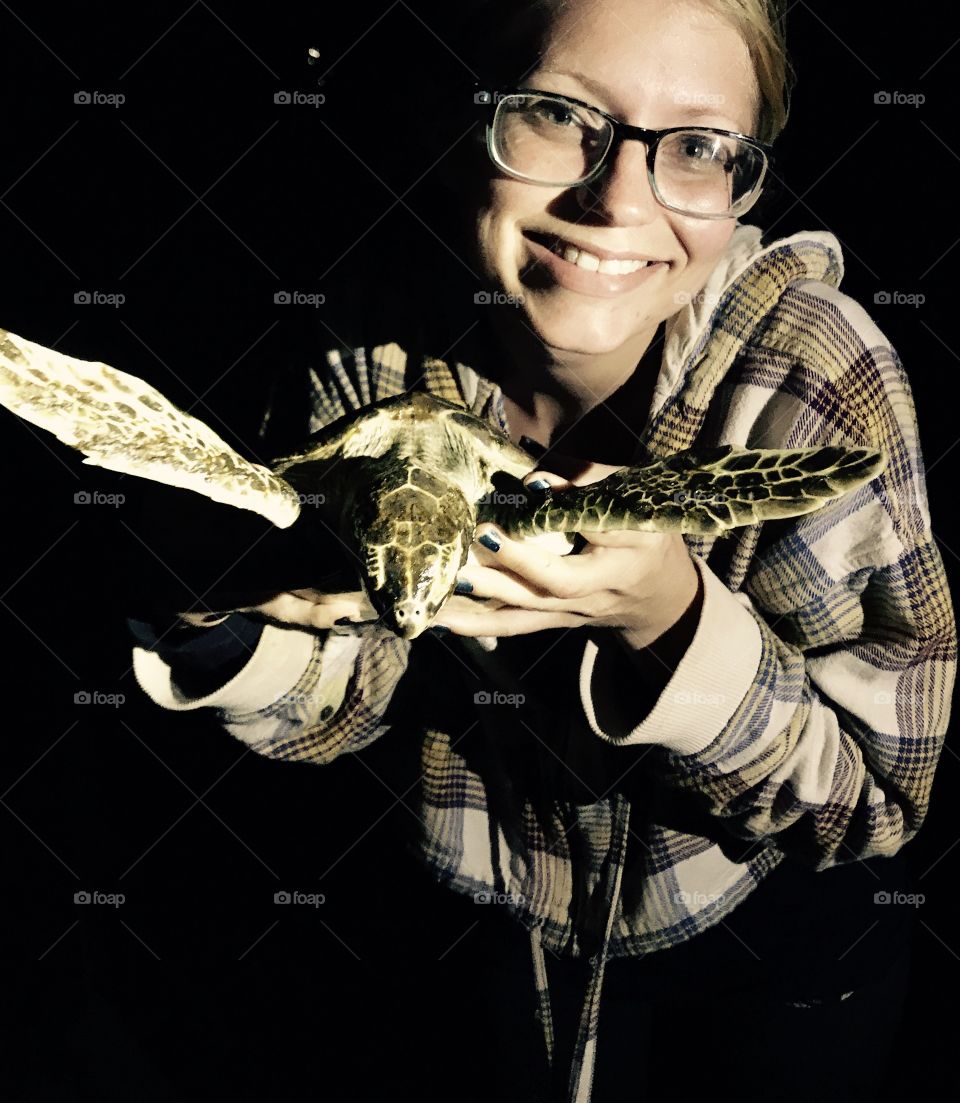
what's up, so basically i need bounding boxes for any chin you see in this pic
[522,296,649,357]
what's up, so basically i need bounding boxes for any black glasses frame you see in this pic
[482,85,776,219]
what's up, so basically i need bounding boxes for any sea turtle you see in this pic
[0,326,887,640]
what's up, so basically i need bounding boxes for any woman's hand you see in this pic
[432,459,702,650]
[178,589,377,632]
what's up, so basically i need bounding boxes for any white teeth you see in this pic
[552,240,650,274]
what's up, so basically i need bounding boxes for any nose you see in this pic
[575,138,660,224]
[392,601,429,640]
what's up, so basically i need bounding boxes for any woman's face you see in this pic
[468,0,760,359]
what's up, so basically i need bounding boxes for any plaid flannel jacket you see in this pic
[131,224,956,1101]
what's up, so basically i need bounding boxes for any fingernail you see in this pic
[454,578,473,594]
[477,532,500,553]
[334,616,357,626]
[520,435,547,457]
[526,478,551,492]
[426,625,450,636]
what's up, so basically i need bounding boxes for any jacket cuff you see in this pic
[132,623,322,714]
[579,555,763,755]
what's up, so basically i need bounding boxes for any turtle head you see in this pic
[389,600,433,640]
[351,460,477,641]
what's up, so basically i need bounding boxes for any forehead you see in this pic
[528,0,758,130]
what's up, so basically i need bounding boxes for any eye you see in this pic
[678,134,717,161]
[529,98,583,128]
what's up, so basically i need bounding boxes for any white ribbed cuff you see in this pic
[132,623,318,714]
[579,556,763,755]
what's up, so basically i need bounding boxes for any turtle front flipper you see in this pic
[0,326,301,528]
[505,442,888,538]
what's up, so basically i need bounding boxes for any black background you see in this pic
[2,2,958,1099]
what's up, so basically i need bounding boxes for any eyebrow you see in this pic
[536,68,746,128]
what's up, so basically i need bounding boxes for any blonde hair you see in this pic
[697,0,795,143]
[462,0,795,144]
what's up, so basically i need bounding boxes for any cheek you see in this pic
[473,180,550,275]
[677,221,736,270]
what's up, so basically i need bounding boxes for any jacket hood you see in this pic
[651,223,845,424]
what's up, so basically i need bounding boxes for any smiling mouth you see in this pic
[526,231,667,275]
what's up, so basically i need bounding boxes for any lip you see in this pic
[522,230,670,298]
[526,229,666,263]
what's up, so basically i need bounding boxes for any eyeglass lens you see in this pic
[491,93,766,216]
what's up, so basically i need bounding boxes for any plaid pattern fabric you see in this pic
[130,223,956,1101]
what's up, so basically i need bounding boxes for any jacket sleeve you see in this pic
[579,341,957,871]
[129,307,414,766]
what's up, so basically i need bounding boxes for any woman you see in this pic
[128,1,955,1100]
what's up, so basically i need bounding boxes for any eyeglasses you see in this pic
[482,87,775,220]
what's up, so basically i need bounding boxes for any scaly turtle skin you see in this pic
[0,327,887,640]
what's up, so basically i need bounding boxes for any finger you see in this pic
[522,469,572,492]
[435,602,590,638]
[472,524,600,599]
[576,528,672,550]
[455,563,583,611]
[244,592,372,630]
[525,454,626,486]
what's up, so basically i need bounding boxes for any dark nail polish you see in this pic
[520,435,547,457]
[478,533,500,553]
[526,478,551,492]
[334,617,356,626]
[454,578,474,595]
[427,625,450,636]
